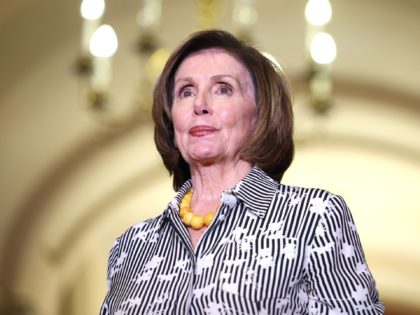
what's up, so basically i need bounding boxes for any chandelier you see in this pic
[77,0,336,130]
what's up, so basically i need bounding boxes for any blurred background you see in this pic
[0,0,419,314]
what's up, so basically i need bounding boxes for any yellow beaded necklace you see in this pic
[179,189,216,230]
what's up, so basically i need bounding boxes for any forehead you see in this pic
[175,48,251,78]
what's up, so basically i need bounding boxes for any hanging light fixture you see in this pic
[78,0,106,72]
[137,0,162,53]
[305,0,332,26]
[310,32,337,65]
[304,0,337,113]
[88,24,118,108]
[76,1,337,129]
[232,0,257,43]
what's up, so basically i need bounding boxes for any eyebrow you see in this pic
[210,74,237,82]
[174,74,247,91]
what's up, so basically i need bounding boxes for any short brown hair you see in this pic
[153,30,294,190]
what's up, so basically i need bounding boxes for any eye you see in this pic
[216,83,233,95]
[177,85,194,98]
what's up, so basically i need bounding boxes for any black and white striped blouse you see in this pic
[100,167,384,314]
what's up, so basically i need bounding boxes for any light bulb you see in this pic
[80,0,105,20]
[310,32,337,64]
[305,0,332,26]
[89,25,118,58]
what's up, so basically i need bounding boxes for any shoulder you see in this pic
[279,183,329,195]
[107,214,164,261]
[277,183,349,217]
[278,183,333,202]
[247,168,349,218]
[115,214,165,248]
[106,214,165,270]
[107,186,188,255]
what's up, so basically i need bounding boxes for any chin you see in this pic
[188,151,223,166]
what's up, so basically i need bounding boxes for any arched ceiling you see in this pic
[0,0,419,313]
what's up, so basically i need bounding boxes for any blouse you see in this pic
[100,167,384,314]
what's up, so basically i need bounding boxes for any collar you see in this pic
[163,180,192,218]
[230,166,279,219]
[163,166,279,220]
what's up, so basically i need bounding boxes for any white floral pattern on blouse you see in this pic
[100,167,384,315]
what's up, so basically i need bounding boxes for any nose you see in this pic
[193,92,212,115]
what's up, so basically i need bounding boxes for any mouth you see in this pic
[189,125,217,137]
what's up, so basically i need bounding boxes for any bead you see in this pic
[180,194,191,206]
[179,206,190,218]
[179,189,217,230]
[190,214,204,230]
[204,212,216,226]
[182,212,194,225]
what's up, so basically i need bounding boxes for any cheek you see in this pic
[239,103,257,131]
[219,109,236,126]
[171,108,187,132]
[222,111,256,144]
[219,100,256,130]
[249,109,258,130]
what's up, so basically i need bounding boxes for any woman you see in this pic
[100,30,384,314]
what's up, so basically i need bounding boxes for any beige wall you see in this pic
[0,0,419,314]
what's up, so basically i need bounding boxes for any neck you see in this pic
[189,160,253,202]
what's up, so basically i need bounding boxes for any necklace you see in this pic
[179,189,216,230]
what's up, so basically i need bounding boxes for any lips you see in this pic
[189,125,217,137]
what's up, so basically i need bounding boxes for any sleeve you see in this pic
[99,237,121,315]
[305,194,384,315]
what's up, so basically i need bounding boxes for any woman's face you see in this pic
[171,48,257,167]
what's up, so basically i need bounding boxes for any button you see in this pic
[221,193,238,207]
